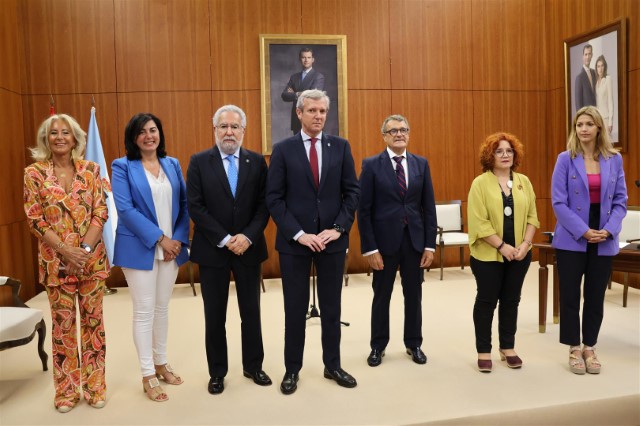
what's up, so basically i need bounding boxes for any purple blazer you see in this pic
[551,150,627,255]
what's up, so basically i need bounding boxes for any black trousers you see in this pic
[370,227,423,351]
[470,251,532,353]
[556,246,612,347]
[279,251,345,373]
[200,260,264,378]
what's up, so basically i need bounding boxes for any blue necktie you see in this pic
[227,156,238,197]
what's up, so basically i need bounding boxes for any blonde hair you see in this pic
[567,106,618,160]
[30,114,87,162]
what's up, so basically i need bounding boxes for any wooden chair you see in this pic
[433,200,469,280]
[0,277,48,371]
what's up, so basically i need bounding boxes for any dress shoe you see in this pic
[367,349,385,367]
[243,370,273,386]
[499,349,523,369]
[406,347,427,364]
[280,372,299,395]
[208,377,224,395]
[323,368,357,388]
[477,359,493,373]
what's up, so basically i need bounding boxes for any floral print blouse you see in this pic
[24,159,110,286]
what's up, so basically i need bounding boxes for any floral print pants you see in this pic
[45,280,106,409]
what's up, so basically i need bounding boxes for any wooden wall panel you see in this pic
[20,0,116,94]
[210,0,301,90]
[625,69,639,206]
[0,0,23,93]
[389,0,473,90]
[0,222,38,304]
[472,0,547,91]
[0,90,26,225]
[389,91,474,201]
[114,0,211,92]
[302,0,390,90]
[117,92,214,171]
[210,90,263,154]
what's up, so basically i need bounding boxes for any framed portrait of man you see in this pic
[564,18,627,152]
[259,34,348,154]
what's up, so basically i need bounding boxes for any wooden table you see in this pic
[536,242,640,333]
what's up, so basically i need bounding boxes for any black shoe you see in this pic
[406,347,427,364]
[323,368,357,388]
[243,370,272,386]
[208,377,224,394]
[280,372,299,395]
[367,349,385,367]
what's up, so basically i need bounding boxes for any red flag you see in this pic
[49,95,55,116]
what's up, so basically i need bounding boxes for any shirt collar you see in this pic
[386,147,407,159]
[301,130,323,142]
[220,148,240,160]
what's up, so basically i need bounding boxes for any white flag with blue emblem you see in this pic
[86,107,117,263]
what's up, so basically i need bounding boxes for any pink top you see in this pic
[587,173,601,203]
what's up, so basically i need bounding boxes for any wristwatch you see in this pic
[80,243,92,253]
[332,224,345,234]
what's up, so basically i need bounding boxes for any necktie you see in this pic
[309,138,319,189]
[301,70,308,81]
[587,69,594,90]
[226,155,238,197]
[393,156,406,198]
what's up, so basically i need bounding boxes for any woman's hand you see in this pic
[498,243,518,261]
[583,229,608,244]
[60,245,90,269]
[514,242,530,261]
[160,237,182,261]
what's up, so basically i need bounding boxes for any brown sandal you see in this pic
[156,364,183,385]
[143,377,168,402]
[583,346,601,374]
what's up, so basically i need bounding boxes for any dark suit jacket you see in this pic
[575,67,597,110]
[187,146,269,268]
[266,133,360,255]
[281,69,325,132]
[358,151,437,255]
[111,156,190,270]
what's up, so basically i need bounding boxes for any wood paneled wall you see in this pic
[1,0,638,299]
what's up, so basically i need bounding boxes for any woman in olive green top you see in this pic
[467,132,539,373]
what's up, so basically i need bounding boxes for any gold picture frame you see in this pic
[259,34,348,155]
[564,18,627,152]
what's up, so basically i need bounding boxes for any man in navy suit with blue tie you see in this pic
[281,47,325,134]
[358,114,437,367]
[266,89,360,395]
[187,105,271,395]
[575,44,597,110]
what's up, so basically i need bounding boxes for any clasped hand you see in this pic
[62,246,91,275]
[499,243,529,262]
[226,234,250,256]
[583,228,609,244]
[298,229,341,252]
[160,237,182,261]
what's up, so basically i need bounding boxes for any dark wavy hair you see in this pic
[124,113,167,160]
[479,132,524,172]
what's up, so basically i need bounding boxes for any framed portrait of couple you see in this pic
[564,18,628,152]
[259,34,348,155]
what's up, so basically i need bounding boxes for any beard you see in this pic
[216,134,243,155]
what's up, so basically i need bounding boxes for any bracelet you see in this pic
[157,235,165,245]
[55,241,66,252]
[497,241,505,251]
[524,239,532,247]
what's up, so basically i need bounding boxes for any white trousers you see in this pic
[123,260,179,377]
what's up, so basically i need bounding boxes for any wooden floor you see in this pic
[1,265,639,425]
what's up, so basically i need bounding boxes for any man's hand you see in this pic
[298,233,326,252]
[366,252,384,270]
[227,234,251,256]
[317,228,341,245]
[419,250,434,268]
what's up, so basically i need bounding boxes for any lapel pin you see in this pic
[245,159,249,163]
[327,143,331,147]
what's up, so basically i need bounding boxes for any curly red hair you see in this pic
[479,132,524,172]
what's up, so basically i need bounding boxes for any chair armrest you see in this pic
[0,277,28,308]
[626,238,640,243]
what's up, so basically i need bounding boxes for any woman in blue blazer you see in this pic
[112,113,190,402]
[551,106,627,375]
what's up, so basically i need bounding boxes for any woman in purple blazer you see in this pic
[551,106,627,375]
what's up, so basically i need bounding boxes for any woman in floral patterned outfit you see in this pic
[23,114,110,413]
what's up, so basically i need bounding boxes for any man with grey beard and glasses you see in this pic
[187,105,271,395]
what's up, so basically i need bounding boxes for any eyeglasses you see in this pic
[384,128,410,136]
[495,149,514,157]
[216,123,244,133]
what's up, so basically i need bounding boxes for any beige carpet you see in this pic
[1,264,639,425]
